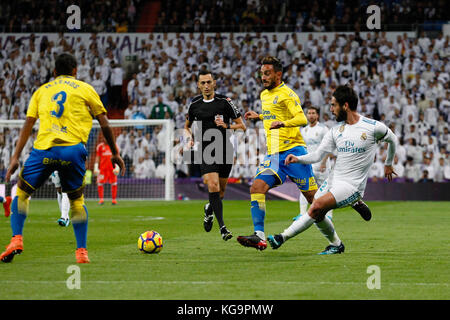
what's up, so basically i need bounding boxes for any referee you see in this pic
[184,70,246,240]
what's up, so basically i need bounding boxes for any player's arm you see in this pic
[285,130,335,166]
[96,113,125,176]
[93,155,100,176]
[184,118,194,148]
[270,97,307,130]
[319,153,332,172]
[230,116,246,131]
[216,98,247,131]
[376,123,398,181]
[244,110,261,121]
[285,147,328,166]
[6,116,37,182]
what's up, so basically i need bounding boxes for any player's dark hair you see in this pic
[261,56,283,73]
[55,53,77,76]
[197,69,214,80]
[308,106,320,115]
[332,85,358,111]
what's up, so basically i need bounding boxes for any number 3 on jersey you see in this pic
[51,91,67,118]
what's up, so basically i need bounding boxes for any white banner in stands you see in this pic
[0,31,416,57]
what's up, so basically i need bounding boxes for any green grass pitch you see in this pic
[0,200,449,300]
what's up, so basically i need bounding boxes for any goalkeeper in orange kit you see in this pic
[94,136,120,205]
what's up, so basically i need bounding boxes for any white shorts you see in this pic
[314,178,362,208]
[51,171,61,188]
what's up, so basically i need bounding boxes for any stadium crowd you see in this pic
[0,0,141,33]
[0,29,449,182]
[155,0,447,33]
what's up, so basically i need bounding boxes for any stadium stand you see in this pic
[0,1,449,183]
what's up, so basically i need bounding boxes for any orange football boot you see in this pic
[76,248,90,263]
[1,235,23,263]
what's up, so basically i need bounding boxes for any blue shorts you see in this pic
[20,143,88,193]
[254,146,317,192]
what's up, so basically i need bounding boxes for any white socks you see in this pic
[57,192,70,220]
[281,213,341,247]
[282,213,316,240]
[314,217,341,246]
[299,193,308,215]
[255,230,265,240]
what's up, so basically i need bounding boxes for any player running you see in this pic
[51,170,71,227]
[267,85,398,254]
[1,53,125,264]
[185,69,246,241]
[94,136,120,205]
[236,56,318,250]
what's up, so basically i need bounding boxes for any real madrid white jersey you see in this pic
[298,116,396,195]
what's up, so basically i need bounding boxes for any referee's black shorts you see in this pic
[200,163,233,178]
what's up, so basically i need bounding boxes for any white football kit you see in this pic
[301,122,330,185]
[297,116,397,208]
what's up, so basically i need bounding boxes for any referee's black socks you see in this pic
[208,192,225,228]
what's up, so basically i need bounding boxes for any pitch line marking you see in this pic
[0,280,448,287]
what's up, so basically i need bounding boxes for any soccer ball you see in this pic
[138,230,163,254]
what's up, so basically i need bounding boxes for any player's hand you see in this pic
[186,135,194,148]
[244,111,260,120]
[5,156,19,183]
[111,155,126,176]
[320,162,327,172]
[284,154,299,166]
[214,118,227,129]
[270,121,285,130]
[384,165,397,182]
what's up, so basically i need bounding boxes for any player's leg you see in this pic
[111,181,118,205]
[268,191,342,253]
[1,147,53,262]
[58,190,71,226]
[292,191,309,221]
[67,189,89,263]
[218,173,232,240]
[53,172,70,226]
[106,169,118,205]
[0,193,12,217]
[236,168,281,250]
[268,146,343,252]
[0,180,32,262]
[56,143,90,263]
[351,200,371,221]
[202,169,230,240]
[97,172,105,205]
[315,173,333,220]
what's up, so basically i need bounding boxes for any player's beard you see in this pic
[335,108,347,122]
[263,78,276,90]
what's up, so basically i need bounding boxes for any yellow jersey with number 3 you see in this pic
[260,82,307,154]
[26,75,106,150]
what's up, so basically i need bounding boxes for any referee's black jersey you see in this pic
[187,94,241,164]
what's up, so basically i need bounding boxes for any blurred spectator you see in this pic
[109,61,124,109]
[150,96,174,119]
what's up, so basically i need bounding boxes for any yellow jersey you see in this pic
[27,75,107,150]
[259,82,307,154]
